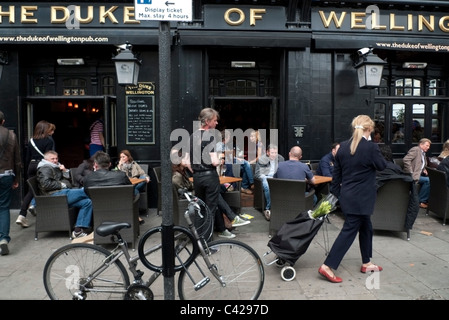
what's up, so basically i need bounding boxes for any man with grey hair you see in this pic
[255,144,284,221]
[0,111,22,255]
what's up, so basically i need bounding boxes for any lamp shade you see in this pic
[355,52,386,89]
[112,45,141,86]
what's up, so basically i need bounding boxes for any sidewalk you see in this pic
[0,206,448,300]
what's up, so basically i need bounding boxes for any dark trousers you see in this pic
[193,171,224,238]
[324,214,373,270]
[19,161,39,216]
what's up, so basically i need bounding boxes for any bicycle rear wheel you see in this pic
[177,240,265,300]
[43,243,130,300]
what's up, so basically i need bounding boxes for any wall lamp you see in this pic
[353,47,386,89]
[0,51,8,81]
[112,43,141,86]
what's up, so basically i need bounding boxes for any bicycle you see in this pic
[43,189,265,300]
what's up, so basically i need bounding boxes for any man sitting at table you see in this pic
[36,150,93,239]
[83,151,144,224]
[274,145,317,205]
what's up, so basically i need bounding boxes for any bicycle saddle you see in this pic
[96,221,131,237]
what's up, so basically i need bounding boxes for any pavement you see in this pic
[1,205,449,302]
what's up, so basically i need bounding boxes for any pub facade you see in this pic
[1,0,448,208]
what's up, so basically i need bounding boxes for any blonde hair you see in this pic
[350,115,374,155]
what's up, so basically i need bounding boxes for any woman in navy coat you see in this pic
[318,115,387,283]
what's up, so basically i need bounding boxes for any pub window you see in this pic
[62,78,87,96]
[33,77,46,96]
[102,76,115,95]
[226,79,257,96]
[373,102,386,143]
[209,78,219,96]
[394,78,422,96]
[375,77,389,96]
[392,103,405,144]
[412,103,425,142]
[428,78,446,96]
[431,103,443,143]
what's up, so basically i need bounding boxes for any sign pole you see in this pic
[134,0,192,301]
[158,20,175,300]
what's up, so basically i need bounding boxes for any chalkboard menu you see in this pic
[126,95,155,144]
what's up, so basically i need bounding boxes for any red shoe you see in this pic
[318,266,342,283]
[419,203,428,209]
[360,264,383,273]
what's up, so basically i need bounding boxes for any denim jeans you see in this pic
[235,159,254,189]
[261,176,271,210]
[0,175,13,244]
[134,175,147,196]
[418,175,430,203]
[52,188,93,229]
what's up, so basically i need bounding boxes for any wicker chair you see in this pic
[88,185,139,248]
[137,163,149,214]
[372,178,413,240]
[172,187,189,227]
[267,178,315,236]
[27,176,78,240]
[252,163,265,212]
[221,163,242,214]
[426,167,449,225]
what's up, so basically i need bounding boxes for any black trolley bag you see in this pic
[268,211,326,267]
[264,193,338,281]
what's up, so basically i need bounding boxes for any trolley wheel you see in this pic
[281,266,296,281]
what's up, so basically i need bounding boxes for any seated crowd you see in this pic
[17,149,149,240]
[16,132,446,243]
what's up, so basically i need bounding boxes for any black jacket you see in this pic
[83,168,131,198]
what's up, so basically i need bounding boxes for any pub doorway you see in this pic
[20,96,117,170]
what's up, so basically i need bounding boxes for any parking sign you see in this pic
[134,0,192,21]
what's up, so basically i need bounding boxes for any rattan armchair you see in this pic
[138,163,149,214]
[267,178,315,236]
[426,167,449,225]
[372,178,414,240]
[87,184,139,248]
[221,163,242,214]
[27,176,78,240]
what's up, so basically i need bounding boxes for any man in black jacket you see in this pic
[83,151,144,225]
[83,151,131,192]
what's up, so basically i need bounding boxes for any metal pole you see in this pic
[158,20,175,300]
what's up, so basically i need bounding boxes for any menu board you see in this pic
[126,95,155,144]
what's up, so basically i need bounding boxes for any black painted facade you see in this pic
[1,0,448,208]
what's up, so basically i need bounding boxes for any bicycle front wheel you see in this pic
[43,243,130,300]
[178,240,265,300]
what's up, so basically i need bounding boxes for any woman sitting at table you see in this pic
[115,149,150,196]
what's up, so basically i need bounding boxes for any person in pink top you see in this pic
[89,115,105,157]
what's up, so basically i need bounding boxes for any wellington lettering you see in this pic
[318,10,449,33]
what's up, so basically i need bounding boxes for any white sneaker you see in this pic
[16,215,29,228]
[264,210,271,221]
[218,230,236,239]
[232,216,250,227]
